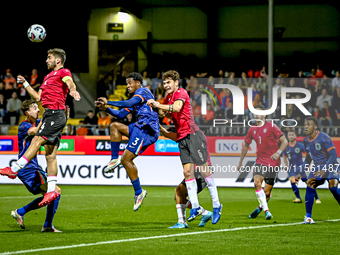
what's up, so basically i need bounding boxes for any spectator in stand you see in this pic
[281,104,296,127]
[214,104,225,119]
[313,106,320,119]
[321,74,332,93]
[294,70,305,88]
[96,111,111,135]
[76,120,88,136]
[5,82,16,101]
[316,88,333,109]
[238,72,251,89]
[217,69,224,84]
[192,99,202,125]
[227,72,236,85]
[332,87,340,125]
[286,78,296,98]
[315,65,324,78]
[84,110,98,135]
[156,94,164,104]
[302,78,314,112]
[3,69,16,89]
[30,69,42,91]
[225,101,240,123]
[142,70,152,88]
[319,101,335,126]
[313,79,325,100]
[6,91,22,124]
[308,68,317,87]
[0,81,5,96]
[332,70,340,91]
[0,94,6,121]
[156,82,165,98]
[203,104,214,125]
[221,89,233,109]
[151,72,162,96]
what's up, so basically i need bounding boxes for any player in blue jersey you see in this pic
[302,117,340,224]
[282,130,320,203]
[95,72,159,211]
[6,100,62,232]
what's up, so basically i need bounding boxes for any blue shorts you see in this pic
[127,123,159,155]
[17,165,47,195]
[308,169,339,183]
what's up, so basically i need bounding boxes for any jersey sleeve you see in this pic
[244,128,253,144]
[271,124,283,139]
[300,143,307,156]
[323,134,336,152]
[282,148,287,157]
[60,69,73,83]
[133,88,148,103]
[173,89,188,103]
[18,122,34,136]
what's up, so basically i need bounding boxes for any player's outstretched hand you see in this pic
[95,99,108,111]
[17,75,26,84]
[147,99,159,107]
[314,170,326,178]
[271,152,280,161]
[70,90,81,101]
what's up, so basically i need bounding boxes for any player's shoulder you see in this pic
[318,131,330,139]
[174,88,189,99]
[59,68,72,74]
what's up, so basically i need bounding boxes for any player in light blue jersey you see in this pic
[302,117,340,224]
[282,130,320,203]
[1,100,62,232]
[95,72,159,211]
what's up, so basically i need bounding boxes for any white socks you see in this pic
[176,204,186,224]
[11,157,29,173]
[204,174,221,208]
[185,178,199,209]
[256,188,268,211]
[47,175,57,192]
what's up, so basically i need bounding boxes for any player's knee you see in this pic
[110,121,120,131]
[183,169,190,179]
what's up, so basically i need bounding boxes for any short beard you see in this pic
[48,61,56,70]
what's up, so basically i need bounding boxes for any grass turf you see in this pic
[0,185,339,254]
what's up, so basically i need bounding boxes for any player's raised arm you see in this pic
[17,75,42,102]
[147,99,183,113]
[106,96,142,108]
[65,79,80,101]
[95,98,131,118]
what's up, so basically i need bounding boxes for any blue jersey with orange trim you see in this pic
[132,87,159,134]
[18,120,41,167]
[303,131,338,168]
[282,141,306,168]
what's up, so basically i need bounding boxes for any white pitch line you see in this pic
[2,219,340,255]
[0,194,174,199]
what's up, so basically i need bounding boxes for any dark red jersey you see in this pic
[244,121,283,166]
[164,88,199,141]
[40,68,72,110]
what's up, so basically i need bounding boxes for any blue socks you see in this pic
[17,197,43,216]
[330,187,340,205]
[111,142,120,160]
[291,183,301,199]
[305,187,316,218]
[131,178,142,196]
[43,195,61,228]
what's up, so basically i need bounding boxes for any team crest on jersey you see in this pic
[254,131,256,135]
[295,148,300,153]
[264,129,267,133]
[315,143,321,151]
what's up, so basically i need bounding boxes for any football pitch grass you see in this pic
[1,185,339,254]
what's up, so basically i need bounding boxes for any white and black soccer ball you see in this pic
[27,24,46,42]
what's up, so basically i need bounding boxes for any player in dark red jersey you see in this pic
[0,48,80,207]
[237,104,288,219]
[147,70,222,228]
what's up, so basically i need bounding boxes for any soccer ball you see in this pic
[27,24,46,42]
